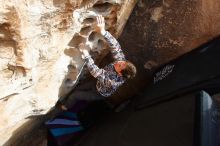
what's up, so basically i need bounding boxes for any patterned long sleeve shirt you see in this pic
[84,31,126,97]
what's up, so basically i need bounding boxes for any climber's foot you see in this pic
[61,105,68,111]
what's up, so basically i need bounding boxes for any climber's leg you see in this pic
[75,78,96,91]
[62,88,104,110]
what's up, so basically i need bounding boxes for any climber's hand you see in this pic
[95,15,106,35]
[81,49,89,58]
[79,44,90,59]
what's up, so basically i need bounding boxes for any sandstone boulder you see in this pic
[0,0,137,145]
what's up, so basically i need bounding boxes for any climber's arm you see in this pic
[95,15,126,61]
[85,55,105,78]
[101,30,126,61]
[80,48,106,80]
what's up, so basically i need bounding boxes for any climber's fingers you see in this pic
[101,15,105,24]
[96,15,101,25]
[97,15,104,25]
[100,15,105,25]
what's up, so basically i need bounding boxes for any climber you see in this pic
[59,15,136,111]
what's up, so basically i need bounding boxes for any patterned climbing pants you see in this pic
[63,79,104,109]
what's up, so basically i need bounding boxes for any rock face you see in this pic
[0,0,137,145]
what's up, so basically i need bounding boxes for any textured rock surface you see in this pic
[0,0,137,145]
[120,0,220,66]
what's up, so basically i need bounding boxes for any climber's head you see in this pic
[114,61,136,79]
